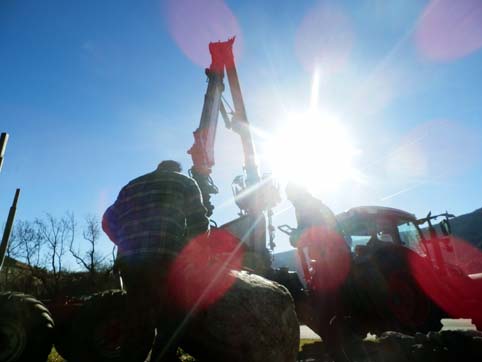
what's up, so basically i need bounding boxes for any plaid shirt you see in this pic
[102,170,209,259]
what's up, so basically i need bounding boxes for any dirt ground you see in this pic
[298,330,482,362]
[48,327,482,362]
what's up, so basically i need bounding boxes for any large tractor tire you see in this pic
[0,292,54,362]
[384,269,443,333]
[370,245,443,334]
[66,289,154,362]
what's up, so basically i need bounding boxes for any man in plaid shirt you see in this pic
[102,160,209,361]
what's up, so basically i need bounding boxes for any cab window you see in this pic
[397,220,424,254]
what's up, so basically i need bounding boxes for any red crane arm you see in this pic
[188,37,261,215]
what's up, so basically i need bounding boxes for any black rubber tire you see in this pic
[0,292,54,362]
[53,321,74,361]
[384,270,442,333]
[67,289,154,362]
[370,246,443,334]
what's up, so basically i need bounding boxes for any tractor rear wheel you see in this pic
[0,292,54,362]
[370,246,443,333]
[385,269,442,333]
[67,289,154,362]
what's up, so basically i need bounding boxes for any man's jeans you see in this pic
[117,254,186,362]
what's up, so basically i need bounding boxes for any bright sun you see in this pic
[263,111,360,195]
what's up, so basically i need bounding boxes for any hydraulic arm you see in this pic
[188,37,263,216]
[188,38,279,274]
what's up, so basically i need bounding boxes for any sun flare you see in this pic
[264,111,360,196]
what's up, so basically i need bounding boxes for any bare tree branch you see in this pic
[34,212,75,295]
[69,214,108,279]
[10,220,50,294]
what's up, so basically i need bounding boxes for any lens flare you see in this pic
[296,226,351,292]
[165,0,242,67]
[415,0,482,61]
[295,3,354,73]
[167,229,244,311]
[408,238,482,328]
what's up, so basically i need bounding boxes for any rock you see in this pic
[372,331,415,362]
[440,330,472,351]
[438,330,482,360]
[183,270,300,362]
[296,328,482,362]
[414,332,428,344]
[379,331,415,349]
[411,343,433,362]
[412,330,482,362]
[472,336,482,347]
[427,330,443,346]
[440,329,482,339]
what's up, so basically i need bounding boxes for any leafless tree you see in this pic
[2,221,22,287]
[35,212,75,295]
[5,213,119,296]
[5,222,22,261]
[15,220,43,268]
[5,220,48,294]
[70,214,108,281]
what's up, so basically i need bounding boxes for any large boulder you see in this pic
[183,270,300,362]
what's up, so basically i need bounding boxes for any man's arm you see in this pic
[102,201,120,244]
[184,179,210,240]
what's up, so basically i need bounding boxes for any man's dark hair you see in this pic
[157,160,182,172]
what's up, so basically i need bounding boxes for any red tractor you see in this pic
[297,209,479,328]
[184,37,482,360]
[1,38,481,362]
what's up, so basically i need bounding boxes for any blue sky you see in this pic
[1,0,482,264]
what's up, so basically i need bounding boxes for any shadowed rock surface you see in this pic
[184,270,300,362]
[298,330,482,362]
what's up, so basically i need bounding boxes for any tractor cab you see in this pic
[337,206,463,278]
[336,206,427,258]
